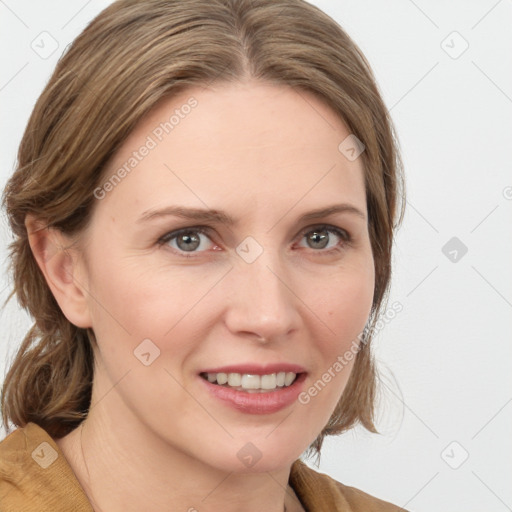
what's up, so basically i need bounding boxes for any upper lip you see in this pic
[199,363,306,375]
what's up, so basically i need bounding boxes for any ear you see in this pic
[25,214,92,329]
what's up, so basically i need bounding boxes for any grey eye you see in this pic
[307,229,330,249]
[300,226,348,251]
[160,228,213,253]
[175,232,202,252]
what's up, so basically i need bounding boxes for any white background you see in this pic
[1,1,511,511]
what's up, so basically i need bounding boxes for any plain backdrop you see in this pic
[1,1,511,511]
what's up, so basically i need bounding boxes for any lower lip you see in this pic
[199,373,307,414]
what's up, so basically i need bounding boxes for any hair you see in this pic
[1,0,404,459]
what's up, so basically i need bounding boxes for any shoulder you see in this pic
[0,421,42,479]
[290,459,407,512]
[0,422,93,512]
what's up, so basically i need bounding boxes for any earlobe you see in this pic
[25,214,92,329]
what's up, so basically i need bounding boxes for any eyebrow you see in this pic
[137,203,366,225]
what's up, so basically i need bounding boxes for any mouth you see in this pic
[199,371,303,393]
[199,369,307,414]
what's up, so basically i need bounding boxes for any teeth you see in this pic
[228,373,241,387]
[284,372,296,386]
[216,373,228,385]
[261,374,276,390]
[242,374,261,389]
[204,371,298,391]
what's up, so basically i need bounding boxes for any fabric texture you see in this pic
[0,422,406,511]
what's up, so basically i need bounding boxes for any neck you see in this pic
[55,403,301,512]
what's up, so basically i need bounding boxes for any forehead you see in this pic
[95,80,366,222]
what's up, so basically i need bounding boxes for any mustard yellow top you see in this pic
[0,422,406,511]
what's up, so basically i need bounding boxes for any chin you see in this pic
[209,436,306,475]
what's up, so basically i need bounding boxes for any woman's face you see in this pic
[74,81,375,472]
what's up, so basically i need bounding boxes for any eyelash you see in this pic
[156,224,352,259]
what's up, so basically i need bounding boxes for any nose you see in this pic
[223,247,301,344]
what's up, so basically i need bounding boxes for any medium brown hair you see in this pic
[1,0,404,457]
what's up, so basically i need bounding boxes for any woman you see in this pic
[0,0,405,510]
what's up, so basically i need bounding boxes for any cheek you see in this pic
[297,267,374,439]
[336,280,373,335]
[84,253,221,364]
[321,263,375,347]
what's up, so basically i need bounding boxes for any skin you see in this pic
[27,80,375,512]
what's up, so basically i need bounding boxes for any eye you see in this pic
[297,224,351,253]
[157,227,216,256]
[157,224,351,258]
